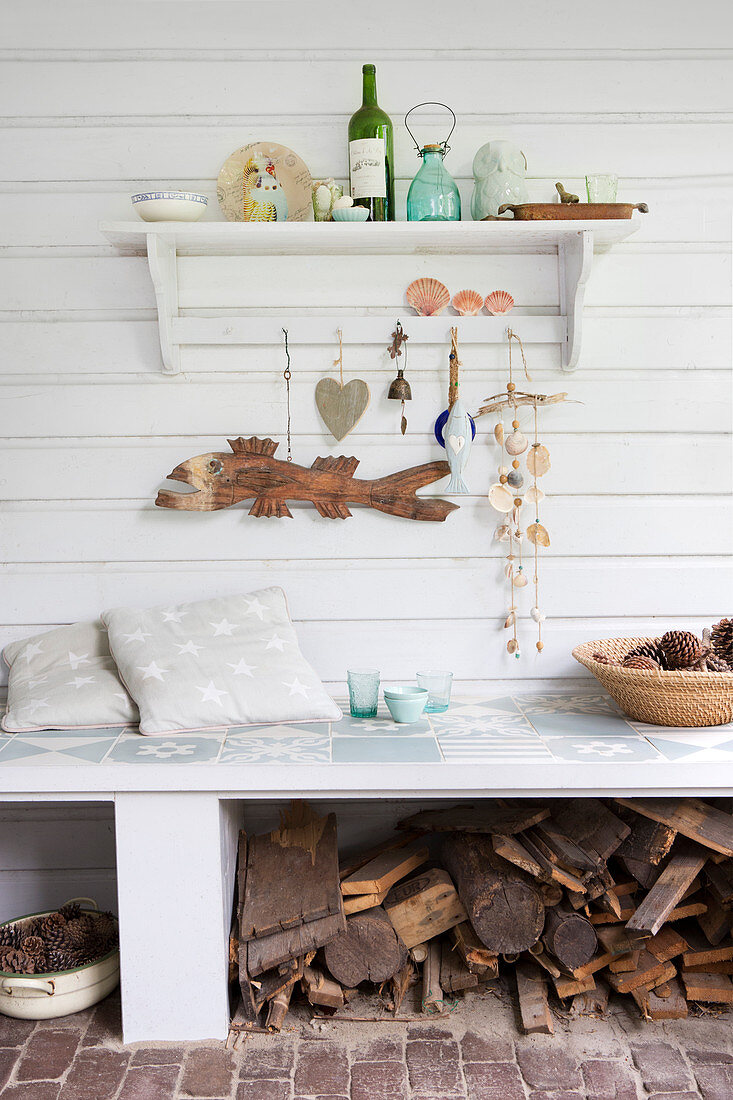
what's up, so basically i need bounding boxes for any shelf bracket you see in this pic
[558,229,593,371]
[146,233,180,375]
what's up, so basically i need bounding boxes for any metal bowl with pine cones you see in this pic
[573,620,733,727]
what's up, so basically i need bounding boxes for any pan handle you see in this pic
[634,203,649,213]
[2,977,55,998]
[496,204,518,216]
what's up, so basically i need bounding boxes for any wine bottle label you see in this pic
[349,137,386,199]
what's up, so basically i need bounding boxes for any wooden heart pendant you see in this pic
[315,377,371,442]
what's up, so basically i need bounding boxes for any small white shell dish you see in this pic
[131,191,208,222]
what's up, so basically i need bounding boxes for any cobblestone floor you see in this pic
[1,981,732,1099]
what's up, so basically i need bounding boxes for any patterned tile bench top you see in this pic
[1,693,731,779]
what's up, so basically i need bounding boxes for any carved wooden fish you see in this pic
[155,436,459,522]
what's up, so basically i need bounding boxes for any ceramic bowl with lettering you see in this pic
[131,191,208,222]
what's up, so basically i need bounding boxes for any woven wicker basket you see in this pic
[573,637,733,728]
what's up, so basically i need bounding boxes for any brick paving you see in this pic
[1,983,732,1099]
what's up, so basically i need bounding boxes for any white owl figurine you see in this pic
[242,154,289,222]
[470,141,529,220]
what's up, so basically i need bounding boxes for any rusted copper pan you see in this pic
[493,202,648,221]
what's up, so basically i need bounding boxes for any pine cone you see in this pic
[711,618,733,665]
[58,903,81,922]
[38,913,68,948]
[660,630,702,670]
[94,912,117,940]
[0,924,23,951]
[63,919,88,948]
[622,654,660,671]
[694,652,731,673]
[626,639,669,670]
[0,948,35,974]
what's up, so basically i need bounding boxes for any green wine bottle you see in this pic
[348,64,395,222]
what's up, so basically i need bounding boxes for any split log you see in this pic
[681,929,733,968]
[682,959,733,974]
[389,961,414,1014]
[705,859,733,909]
[596,925,638,958]
[441,834,544,955]
[605,950,676,994]
[410,943,428,964]
[344,888,389,916]
[247,908,345,977]
[529,950,561,979]
[616,806,677,866]
[542,905,597,971]
[632,977,688,1020]
[440,941,479,993]
[324,906,407,987]
[553,972,595,1000]
[697,892,731,946]
[302,965,345,1009]
[383,868,467,949]
[492,834,543,878]
[615,853,660,890]
[338,831,421,881]
[682,970,733,1003]
[422,940,443,1015]
[532,820,598,873]
[340,843,428,896]
[516,962,554,1034]
[398,802,550,836]
[252,958,301,1012]
[550,799,630,863]
[608,951,640,974]
[451,922,499,977]
[614,797,733,857]
[240,803,341,941]
[236,833,260,1022]
[666,899,707,922]
[646,926,688,963]
[520,832,586,894]
[265,981,292,1032]
[626,849,707,938]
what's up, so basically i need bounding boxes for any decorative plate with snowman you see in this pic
[217,142,313,222]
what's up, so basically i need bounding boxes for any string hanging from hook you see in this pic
[282,327,293,462]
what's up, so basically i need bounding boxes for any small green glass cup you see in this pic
[416,670,453,713]
[347,669,380,718]
[586,173,618,203]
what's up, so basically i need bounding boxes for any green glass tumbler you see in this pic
[347,669,380,718]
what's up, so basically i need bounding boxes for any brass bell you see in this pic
[388,368,412,402]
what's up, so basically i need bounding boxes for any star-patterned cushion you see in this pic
[102,587,341,735]
[2,622,139,732]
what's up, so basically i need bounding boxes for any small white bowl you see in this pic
[131,191,208,222]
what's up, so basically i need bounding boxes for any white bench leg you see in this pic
[114,792,234,1043]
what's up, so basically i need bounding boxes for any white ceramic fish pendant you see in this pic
[444,398,472,494]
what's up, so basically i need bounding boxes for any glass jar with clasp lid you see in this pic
[405,102,461,222]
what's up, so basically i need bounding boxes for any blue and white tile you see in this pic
[332,714,432,737]
[629,722,733,748]
[527,712,640,739]
[226,722,332,739]
[105,733,224,764]
[220,735,331,764]
[0,728,127,765]
[332,736,442,764]
[430,715,538,740]
[515,693,621,717]
[433,696,524,721]
[545,735,661,762]
[438,734,553,762]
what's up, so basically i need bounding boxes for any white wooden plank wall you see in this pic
[0,0,732,916]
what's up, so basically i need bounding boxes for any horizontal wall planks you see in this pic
[6,0,730,51]
[0,616,714,689]
[1,436,729,499]
[4,122,733,183]
[5,60,733,118]
[2,499,730,562]
[0,559,728,625]
[1,181,731,248]
[0,373,727,436]
[0,869,119,927]
[0,316,728,374]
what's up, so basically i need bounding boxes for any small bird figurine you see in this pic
[555,182,580,204]
[242,155,289,222]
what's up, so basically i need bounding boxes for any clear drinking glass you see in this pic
[347,669,380,718]
[416,671,453,713]
[586,174,618,203]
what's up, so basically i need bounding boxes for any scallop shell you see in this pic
[504,610,516,628]
[494,423,505,445]
[524,485,545,504]
[452,289,484,316]
[406,278,450,317]
[505,430,528,456]
[513,572,528,588]
[527,445,551,477]
[488,483,514,512]
[507,469,523,489]
[485,290,515,316]
[527,522,551,548]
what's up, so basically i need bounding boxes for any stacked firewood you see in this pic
[232,798,733,1035]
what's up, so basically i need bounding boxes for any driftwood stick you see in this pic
[474,391,575,417]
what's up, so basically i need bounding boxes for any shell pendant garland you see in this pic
[478,329,569,658]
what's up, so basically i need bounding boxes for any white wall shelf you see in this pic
[100,219,642,375]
